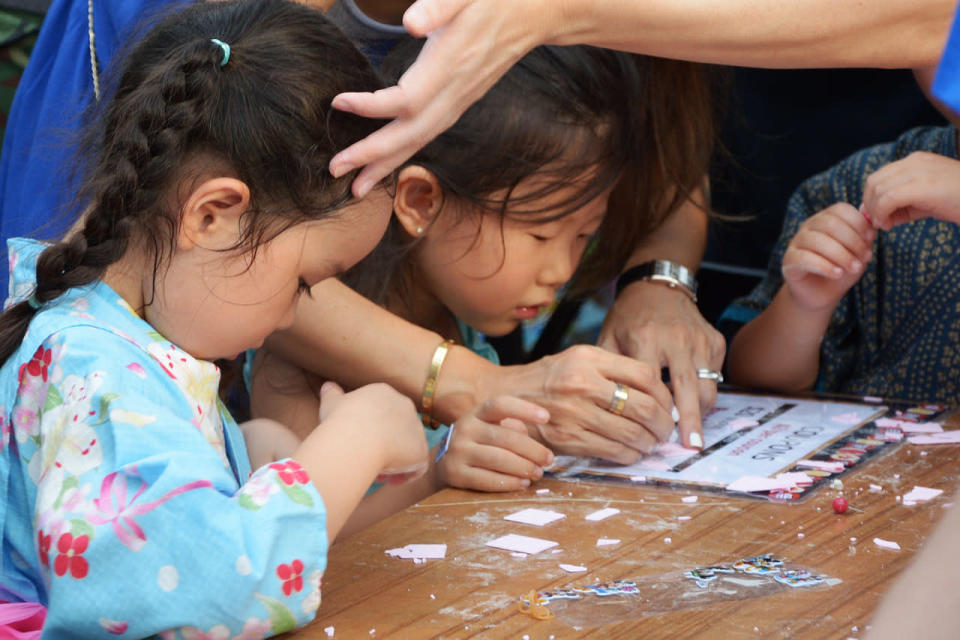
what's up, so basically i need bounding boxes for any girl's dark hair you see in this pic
[348,38,720,301]
[0,0,383,364]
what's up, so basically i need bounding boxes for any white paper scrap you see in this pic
[876,418,942,433]
[796,459,845,473]
[677,515,692,521]
[384,544,447,561]
[324,627,334,638]
[559,563,588,573]
[681,495,699,503]
[535,488,550,495]
[869,484,883,493]
[596,538,620,546]
[873,537,901,551]
[908,432,960,445]
[585,507,620,521]
[504,508,566,526]
[486,534,558,555]
[902,486,944,503]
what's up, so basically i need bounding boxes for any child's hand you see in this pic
[239,418,303,469]
[781,202,874,311]
[437,396,554,492]
[862,152,960,230]
[318,381,430,485]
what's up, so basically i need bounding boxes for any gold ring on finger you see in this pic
[608,383,628,416]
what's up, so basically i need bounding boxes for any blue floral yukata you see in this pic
[0,239,329,639]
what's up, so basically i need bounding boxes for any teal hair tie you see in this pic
[27,295,41,310]
[210,38,231,67]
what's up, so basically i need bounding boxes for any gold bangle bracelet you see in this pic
[421,339,454,429]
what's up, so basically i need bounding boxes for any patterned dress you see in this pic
[719,126,960,404]
[0,239,329,639]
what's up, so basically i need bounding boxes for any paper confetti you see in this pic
[324,627,334,638]
[559,564,588,573]
[902,486,944,503]
[728,418,760,430]
[535,488,550,495]
[876,418,942,433]
[486,534,558,555]
[655,442,700,457]
[908,432,960,445]
[681,495,699,503]
[596,538,620,546]
[585,507,620,521]
[873,537,901,551]
[795,459,845,473]
[726,472,812,493]
[869,484,883,493]
[504,508,566,527]
[831,412,863,425]
[385,544,447,561]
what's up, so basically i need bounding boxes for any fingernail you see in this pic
[355,178,372,199]
[833,267,843,276]
[671,406,680,423]
[329,159,353,179]
[520,478,530,487]
[689,432,703,449]
[545,453,554,466]
[669,429,679,443]
[404,6,427,32]
[535,408,550,422]
[851,260,862,271]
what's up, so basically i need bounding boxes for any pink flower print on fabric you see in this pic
[269,461,309,486]
[180,625,231,640]
[37,529,52,568]
[53,532,89,579]
[18,345,53,384]
[88,468,212,552]
[277,559,305,596]
[99,617,129,635]
[233,618,273,640]
[125,362,147,379]
[0,411,9,452]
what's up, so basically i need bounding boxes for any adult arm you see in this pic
[329,0,955,195]
[598,181,723,447]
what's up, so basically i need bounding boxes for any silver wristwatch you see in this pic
[615,260,698,303]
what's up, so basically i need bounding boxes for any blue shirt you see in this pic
[934,2,960,115]
[0,239,328,638]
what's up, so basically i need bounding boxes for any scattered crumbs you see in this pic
[797,533,805,538]
[664,537,672,544]
[324,627,334,638]
[677,515,692,521]
[559,563,588,573]
[536,488,550,495]
[597,538,621,546]
[798,525,804,530]
[780,520,786,525]
[894,474,901,479]
[873,537,901,551]
[850,537,857,543]
[369,630,375,637]
[869,484,883,493]
[585,507,621,521]
[430,594,435,600]
[852,626,859,632]
[816,507,821,511]
[630,475,647,483]
[754,627,759,633]
[681,495,699,503]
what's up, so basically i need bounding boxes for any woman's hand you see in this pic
[597,281,724,449]
[485,345,676,465]
[437,395,554,492]
[329,0,559,197]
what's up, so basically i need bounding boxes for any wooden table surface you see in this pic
[286,417,960,639]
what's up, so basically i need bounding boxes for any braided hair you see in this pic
[0,0,383,364]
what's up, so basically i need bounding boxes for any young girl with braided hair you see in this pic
[0,1,434,637]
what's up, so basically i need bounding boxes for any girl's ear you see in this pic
[393,166,443,238]
[177,177,252,250]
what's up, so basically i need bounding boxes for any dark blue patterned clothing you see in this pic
[719,125,960,404]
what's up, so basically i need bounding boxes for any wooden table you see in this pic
[287,418,960,639]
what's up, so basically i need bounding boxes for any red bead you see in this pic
[832,497,849,514]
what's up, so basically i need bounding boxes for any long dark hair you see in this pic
[348,38,720,303]
[0,0,383,364]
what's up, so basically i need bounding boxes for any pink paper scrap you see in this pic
[873,537,901,551]
[385,544,447,561]
[630,475,647,483]
[486,534,559,555]
[681,495,699,503]
[504,508,566,527]
[559,564,588,573]
[902,486,944,503]
[596,538,620,546]
[877,418,943,433]
[726,471,812,493]
[795,459,845,473]
[908,432,960,445]
[727,418,760,430]
[677,515,692,521]
[585,507,620,521]
[654,442,700,457]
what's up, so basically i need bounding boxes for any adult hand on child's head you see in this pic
[437,395,553,492]
[597,283,723,450]
[328,0,560,198]
[781,202,874,311]
[861,151,960,230]
[494,345,676,465]
[318,381,430,485]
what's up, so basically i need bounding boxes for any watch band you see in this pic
[615,260,698,302]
